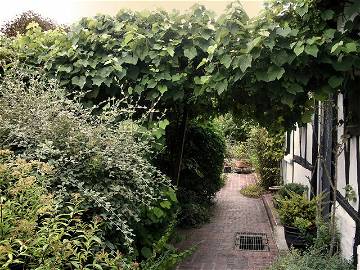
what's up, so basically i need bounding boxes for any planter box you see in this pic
[283,225,307,249]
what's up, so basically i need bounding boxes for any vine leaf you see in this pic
[220,54,232,68]
[71,76,86,89]
[294,44,304,56]
[166,47,175,57]
[236,54,252,72]
[184,47,197,60]
[304,44,318,57]
[158,84,168,94]
[321,10,335,21]
[328,76,343,88]
[92,76,104,87]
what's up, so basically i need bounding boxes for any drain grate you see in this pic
[235,232,269,251]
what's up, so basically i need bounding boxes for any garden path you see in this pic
[176,173,278,270]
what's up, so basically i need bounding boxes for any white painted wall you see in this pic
[336,94,359,211]
[281,95,360,262]
[293,163,311,196]
[337,204,356,260]
[337,94,347,197]
[282,123,313,198]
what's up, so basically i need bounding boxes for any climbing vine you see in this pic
[1,0,359,129]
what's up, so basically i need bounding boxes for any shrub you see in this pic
[155,122,225,227]
[177,122,226,201]
[0,67,172,249]
[268,248,354,270]
[240,184,265,198]
[277,193,318,231]
[0,11,57,37]
[277,183,308,199]
[0,150,135,270]
[178,202,212,227]
[247,127,284,189]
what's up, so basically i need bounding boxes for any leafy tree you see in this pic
[0,10,57,37]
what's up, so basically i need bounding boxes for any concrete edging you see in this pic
[262,193,289,253]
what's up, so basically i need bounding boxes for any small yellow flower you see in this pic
[0,149,12,157]
[15,158,27,165]
[0,244,12,259]
[11,170,22,178]
[40,163,54,174]
[0,164,7,174]
[13,219,35,237]
[9,176,36,195]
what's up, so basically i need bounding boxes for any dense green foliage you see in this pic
[0,67,191,269]
[0,68,171,248]
[212,114,255,143]
[277,193,318,231]
[269,248,354,270]
[159,122,225,227]
[278,183,309,199]
[1,0,360,267]
[176,123,225,201]
[246,127,284,188]
[1,7,221,116]
[1,1,360,130]
[0,150,136,269]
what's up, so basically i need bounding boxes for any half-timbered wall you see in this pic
[282,122,314,198]
[281,94,360,262]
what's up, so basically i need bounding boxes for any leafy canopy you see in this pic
[2,0,360,129]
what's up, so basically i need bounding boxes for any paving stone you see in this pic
[176,173,278,270]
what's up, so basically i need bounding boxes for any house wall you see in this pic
[336,94,359,261]
[281,94,360,263]
[337,204,356,260]
[282,123,314,198]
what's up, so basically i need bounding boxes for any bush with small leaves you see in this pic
[0,66,172,250]
[0,150,136,270]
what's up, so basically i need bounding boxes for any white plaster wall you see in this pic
[337,204,356,261]
[282,131,294,185]
[282,155,293,184]
[293,125,300,157]
[306,123,313,163]
[336,94,359,211]
[349,137,359,211]
[337,94,347,197]
[293,163,312,196]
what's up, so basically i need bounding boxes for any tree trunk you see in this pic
[175,107,189,186]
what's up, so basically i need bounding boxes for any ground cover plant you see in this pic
[240,183,265,198]
[269,248,354,270]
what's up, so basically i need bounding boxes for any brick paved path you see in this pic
[176,173,278,270]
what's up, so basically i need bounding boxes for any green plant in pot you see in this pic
[273,183,308,209]
[277,192,319,249]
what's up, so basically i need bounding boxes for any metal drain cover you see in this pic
[235,232,269,251]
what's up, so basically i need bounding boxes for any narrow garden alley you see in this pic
[176,173,278,270]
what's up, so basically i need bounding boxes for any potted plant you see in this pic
[273,183,308,209]
[277,192,318,249]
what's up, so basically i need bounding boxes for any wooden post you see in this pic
[175,107,189,186]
